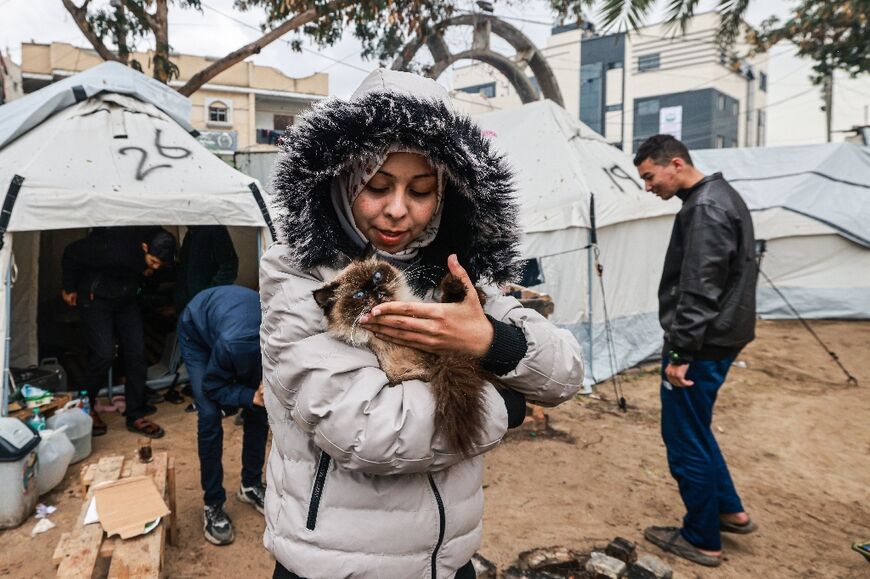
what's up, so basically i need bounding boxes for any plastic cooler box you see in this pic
[0,417,40,528]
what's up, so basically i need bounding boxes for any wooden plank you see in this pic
[107,525,164,579]
[52,532,72,566]
[146,452,169,496]
[80,463,98,497]
[56,456,125,579]
[10,394,71,420]
[167,457,178,546]
[106,452,169,579]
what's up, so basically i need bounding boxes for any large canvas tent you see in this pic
[693,143,870,319]
[0,62,275,414]
[475,100,680,386]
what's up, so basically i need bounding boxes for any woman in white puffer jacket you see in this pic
[260,68,584,579]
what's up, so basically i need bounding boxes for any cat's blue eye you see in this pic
[373,271,383,283]
[353,290,365,299]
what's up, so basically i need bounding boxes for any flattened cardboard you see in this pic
[93,475,170,539]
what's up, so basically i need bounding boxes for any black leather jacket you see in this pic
[660,173,757,359]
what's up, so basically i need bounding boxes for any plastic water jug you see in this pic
[0,417,40,528]
[36,426,75,496]
[47,401,93,464]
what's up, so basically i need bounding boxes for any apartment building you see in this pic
[453,12,768,152]
[0,51,23,105]
[18,42,327,154]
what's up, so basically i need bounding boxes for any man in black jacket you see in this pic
[61,226,176,438]
[634,135,758,567]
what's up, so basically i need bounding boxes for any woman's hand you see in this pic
[253,383,265,407]
[361,254,494,358]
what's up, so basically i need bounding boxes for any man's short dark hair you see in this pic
[145,228,177,264]
[633,134,694,167]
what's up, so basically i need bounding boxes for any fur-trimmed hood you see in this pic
[270,68,521,287]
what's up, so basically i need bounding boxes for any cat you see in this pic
[313,258,488,456]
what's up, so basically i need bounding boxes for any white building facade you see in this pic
[453,12,768,152]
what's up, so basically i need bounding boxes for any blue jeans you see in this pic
[179,322,269,507]
[660,357,744,551]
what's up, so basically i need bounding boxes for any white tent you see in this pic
[693,143,870,319]
[476,100,680,386]
[0,62,275,414]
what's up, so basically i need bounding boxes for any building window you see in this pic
[717,95,726,112]
[637,99,659,116]
[207,100,231,124]
[605,103,623,112]
[759,72,768,93]
[715,135,726,148]
[607,61,624,70]
[456,82,496,98]
[274,114,294,131]
[637,53,660,72]
[730,101,739,116]
[580,62,603,134]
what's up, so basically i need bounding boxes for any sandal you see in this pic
[644,526,722,567]
[90,411,108,437]
[126,418,165,439]
[720,517,758,534]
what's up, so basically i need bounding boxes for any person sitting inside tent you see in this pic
[177,284,268,546]
[61,226,176,438]
[162,224,239,406]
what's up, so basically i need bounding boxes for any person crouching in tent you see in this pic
[61,226,176,438]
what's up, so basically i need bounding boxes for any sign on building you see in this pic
[197,130,238,153]
[659,106,683,140]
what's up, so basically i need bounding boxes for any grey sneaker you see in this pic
[237,483,266,515]
[203,504,234,545]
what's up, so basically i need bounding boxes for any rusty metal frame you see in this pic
[391,13,564,107]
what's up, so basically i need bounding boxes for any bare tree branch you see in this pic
[121,0,155,30]
[177,0,355,96]
[60,0,122,63]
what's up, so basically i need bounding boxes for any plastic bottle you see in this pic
[29,407,46,431]
[79,391,90,415]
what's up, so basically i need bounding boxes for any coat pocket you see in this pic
[306,450,331,531]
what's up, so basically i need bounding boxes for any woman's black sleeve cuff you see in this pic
[480,315,528,376]
[498,387,526,429]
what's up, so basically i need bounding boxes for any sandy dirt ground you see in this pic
[1,320,868,578]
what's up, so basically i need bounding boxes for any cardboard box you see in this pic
[93,475,170,539]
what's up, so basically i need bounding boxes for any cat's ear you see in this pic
[312,281,339,310]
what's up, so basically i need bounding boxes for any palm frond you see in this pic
[716,0,752,46]
[663,0,702,36]
[596,0,658,33]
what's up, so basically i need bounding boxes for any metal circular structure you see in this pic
[391,13,564,107]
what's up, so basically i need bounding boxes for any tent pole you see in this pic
[586,227,594,389]
[1,249,11,416]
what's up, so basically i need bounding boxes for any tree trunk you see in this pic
[152,0,171,83]
[177,0,354,96]
[60,0,122,63]
[113,3,130,65]
[824,72,833,143]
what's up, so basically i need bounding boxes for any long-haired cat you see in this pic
[313,258,488,456]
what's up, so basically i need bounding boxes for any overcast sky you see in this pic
[1,0,867,143]
[2,0,794,97]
